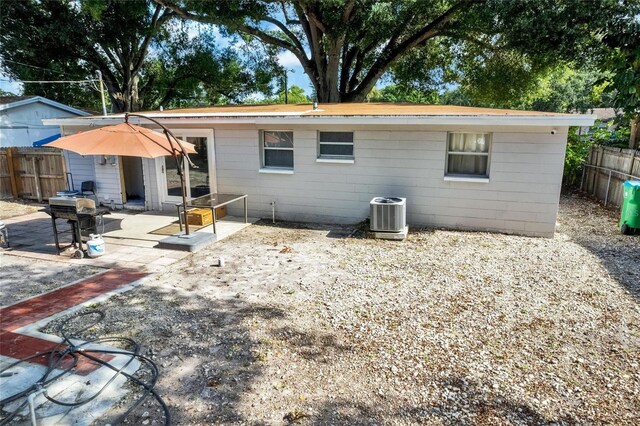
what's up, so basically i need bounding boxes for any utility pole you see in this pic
[96,70,107,116]
[283,70,288,104]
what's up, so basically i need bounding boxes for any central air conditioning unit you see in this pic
[370,197,406,232]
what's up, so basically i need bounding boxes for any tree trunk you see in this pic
[342,90,368,102]
[630,115,640,149]
[103,78,125,113]
[315,87,342,103]
[130,75,141,112]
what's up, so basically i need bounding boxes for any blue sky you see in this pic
[274,50,313,95]
[0,70,23,94]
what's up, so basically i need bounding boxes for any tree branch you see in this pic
[348,50,365,92]
[131,4,165,75]
[350,0,485,100]
[99,46,124,75]
[261,16,306,58]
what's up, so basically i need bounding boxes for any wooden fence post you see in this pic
[32,156,42,202]
[592,146,601,196]
[6,148,19,199]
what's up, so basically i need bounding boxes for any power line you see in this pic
[0,79,98,84]
[1,59,87,79]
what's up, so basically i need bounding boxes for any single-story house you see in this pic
[45,103,595,237]
[0,96,90,148]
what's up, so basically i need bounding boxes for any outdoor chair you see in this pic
[80,181,96,196]
[80,180,98,204]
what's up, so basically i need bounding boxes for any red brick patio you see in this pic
[0,270,147,375]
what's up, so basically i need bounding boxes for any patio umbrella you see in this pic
[45,122,196,158]
[46,113,198,234]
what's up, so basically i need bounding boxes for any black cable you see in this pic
[0,310,170,425]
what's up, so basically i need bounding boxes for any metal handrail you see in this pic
[580,164,640,206]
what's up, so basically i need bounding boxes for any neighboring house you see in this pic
[577,107,620,135]
[0,96,90,148]
[46,103,595,237]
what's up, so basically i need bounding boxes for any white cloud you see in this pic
[277,51,301,67]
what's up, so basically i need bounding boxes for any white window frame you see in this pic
[260,130,294,171]
[317,131,354,161]
[157,128,215,203]
[445,132,492,180]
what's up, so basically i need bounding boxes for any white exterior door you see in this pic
[157,129,215,203]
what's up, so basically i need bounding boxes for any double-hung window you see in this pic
[446,132,491,178]
[318,131,354,160]
[262,131,294,170]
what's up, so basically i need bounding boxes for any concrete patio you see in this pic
[1,208,257,271]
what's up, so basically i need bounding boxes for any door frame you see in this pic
[156,128,215,204]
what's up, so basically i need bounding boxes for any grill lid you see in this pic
[49,196,96,209]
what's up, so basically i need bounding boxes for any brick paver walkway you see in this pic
[0,270,147,375]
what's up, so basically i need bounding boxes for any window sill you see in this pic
[259,168,294,175]
[444,176,490,183]
[316,158,355,164]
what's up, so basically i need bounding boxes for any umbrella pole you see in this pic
[124,113,195,236]
[177,154,190,235]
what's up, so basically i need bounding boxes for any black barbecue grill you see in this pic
[47,197,109,258]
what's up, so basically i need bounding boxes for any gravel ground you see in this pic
[0,254,104,306]
[31,193,639,425]
[0,200,41,220]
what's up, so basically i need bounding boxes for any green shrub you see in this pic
[563,121,632,187]
[564,128,593,187]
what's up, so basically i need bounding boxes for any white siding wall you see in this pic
[65,153,123,207]
[64,152,95,192]
[93,157,124,207]
[211,125,567,237]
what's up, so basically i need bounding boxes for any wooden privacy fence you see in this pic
[0,147,67,201]
[581,145,640,208]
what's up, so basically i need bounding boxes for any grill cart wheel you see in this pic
[0,221,8,248]
[621,224,632,235]
[73,249,84,259]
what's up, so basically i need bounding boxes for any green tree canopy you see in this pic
[442,66,609,113]
[156,0,620,103]
[262,85,311,104]
[0,88,17,97]
[0,0,277,112]
[598,0,640,147]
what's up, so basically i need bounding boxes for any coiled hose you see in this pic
[0,310,170,425]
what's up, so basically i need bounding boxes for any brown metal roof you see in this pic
[136,103,573,117]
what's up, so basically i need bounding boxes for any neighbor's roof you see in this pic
[588,108,619,121]
[0,95,90,116]
[43,103,596,127]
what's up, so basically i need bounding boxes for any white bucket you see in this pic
[87,234,105,258]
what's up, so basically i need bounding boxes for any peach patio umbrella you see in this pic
[46,113,198,234]
[45,122,196,158]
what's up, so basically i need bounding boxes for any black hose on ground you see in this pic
[0,310,170,425]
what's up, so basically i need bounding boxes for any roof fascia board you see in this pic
[45,114,596,128]
[257,115,597,127]
[0,96,90,116]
